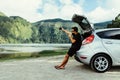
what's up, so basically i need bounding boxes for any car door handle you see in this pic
[105,41,113,44]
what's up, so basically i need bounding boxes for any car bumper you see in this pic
[75,45,94,65]
[74,54,83,63]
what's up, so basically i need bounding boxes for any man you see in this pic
[55,27,82,69]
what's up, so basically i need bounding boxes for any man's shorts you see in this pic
[67,47,79,57]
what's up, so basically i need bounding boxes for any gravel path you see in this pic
[0,55,120,80]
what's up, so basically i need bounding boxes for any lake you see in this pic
[0,44,71,54]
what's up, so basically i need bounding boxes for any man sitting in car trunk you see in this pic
[55,27,82,69]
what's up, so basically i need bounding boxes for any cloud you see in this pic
[40,0,83,20]
[30,0,120,23]
[86,0,120,23]
[106,0,120,9]
[86,7,115,23]
[59,0,84,19]
[0,0,42,22]
[59,0,73,5]
[106,0,120,15]
[60,4,83,20]
[0,0,120,23]
[40,3,60,19]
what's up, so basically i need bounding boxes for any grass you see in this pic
[0,49,67,61]
[38,49,67,57]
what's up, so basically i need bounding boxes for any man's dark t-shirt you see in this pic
[67,33,82,57]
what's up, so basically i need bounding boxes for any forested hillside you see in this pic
[0,12,78,43]
[0,12,119,43]
[107,14,120,28]
[0,12,34,43]
[33,19,78,43]
[94,21,112,29]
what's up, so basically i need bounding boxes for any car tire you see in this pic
[90,54,112,73]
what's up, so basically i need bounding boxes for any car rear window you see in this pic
[96,29,120,40]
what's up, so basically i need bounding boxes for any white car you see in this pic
[72,14,120,72]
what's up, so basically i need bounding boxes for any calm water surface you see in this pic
[0,44,71,53]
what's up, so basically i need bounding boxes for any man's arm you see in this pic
[68,35,76,43]
[61,28,71,35]
[61,28,76,43]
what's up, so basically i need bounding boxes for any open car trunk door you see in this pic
[72,14,94,38]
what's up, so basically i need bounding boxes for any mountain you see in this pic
[0,15,34,43]
[94,21,112,29]
[94,14,120,29]
[33,19,113,43]
[107,14,120,28]
[33,18,77,43]
[0,12,77,43]
[0,11,119,43]
[39,18,71,22]
[0,12,6,16]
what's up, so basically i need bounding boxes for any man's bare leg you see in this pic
[55,53,69,69]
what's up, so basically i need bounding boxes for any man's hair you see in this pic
[72,27,78,32]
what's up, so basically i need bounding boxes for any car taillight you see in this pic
[82,35,94,45]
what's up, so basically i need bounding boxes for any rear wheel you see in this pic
[90,54,112,73]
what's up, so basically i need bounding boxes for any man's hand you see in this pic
[59,27,64,31]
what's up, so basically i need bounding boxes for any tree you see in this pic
[107,14,120,28]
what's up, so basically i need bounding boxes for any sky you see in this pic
[0,0,120,23]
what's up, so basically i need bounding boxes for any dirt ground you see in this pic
[0,55,120,80]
